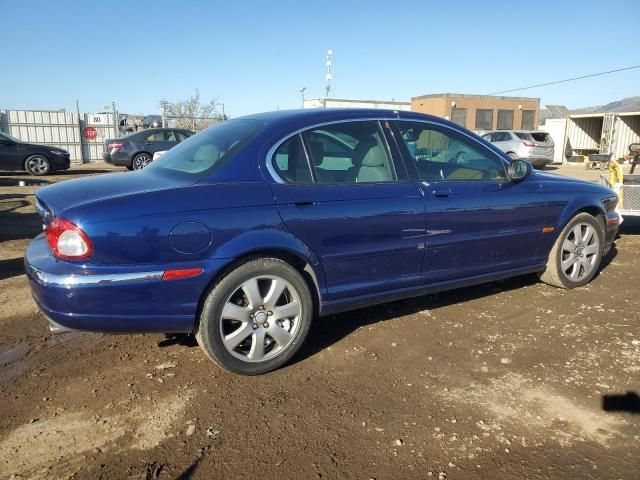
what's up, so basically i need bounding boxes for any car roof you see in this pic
[235,108,456,132]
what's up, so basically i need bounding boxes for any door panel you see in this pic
[268,120,426,301]
[0,141,22,170]
[419,179,545,282]
[272,183,426,299]
[392,120,546,283]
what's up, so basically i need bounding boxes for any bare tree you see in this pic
[161,90,226,131]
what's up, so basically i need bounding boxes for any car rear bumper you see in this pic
[25,234,227,334]
[523,156,554,168]
[103,151,131,167]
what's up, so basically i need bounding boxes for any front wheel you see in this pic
[539,213,604,289]
[196,258,313,375]
[25,155,51,176]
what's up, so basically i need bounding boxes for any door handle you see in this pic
[432,188,452,199]
[293,201,316,207]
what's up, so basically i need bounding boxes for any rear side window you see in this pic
[272,135,313,183]
[302,121,395,184]
[146,131,167,142]
[149,119,265,176]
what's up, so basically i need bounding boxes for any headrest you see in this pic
[306,140,325,166]
[361,145,386,167]
[194,144,220,163]
[352,136,378,166]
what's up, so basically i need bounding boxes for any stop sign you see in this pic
[83,126,97,140]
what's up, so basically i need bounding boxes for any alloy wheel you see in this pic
[27,156,49,174]
[219,275,301,363]
[560,222,600,281]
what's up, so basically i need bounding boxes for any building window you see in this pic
[497,110,514,130]
[451,108,467,127]
[475,109,493,130]
[522,110,535,130]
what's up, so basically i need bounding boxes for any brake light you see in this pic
[45,218,93,260]
[107,143,124,151]
[523,141,536,147]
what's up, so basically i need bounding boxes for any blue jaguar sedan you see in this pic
[25,109,620,374]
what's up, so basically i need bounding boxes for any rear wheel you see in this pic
[539,213,604,288]
[196,258,313,375]
[132,153,151,170]
[25,155,51,176]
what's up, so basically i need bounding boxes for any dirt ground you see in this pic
[1,162,639,480]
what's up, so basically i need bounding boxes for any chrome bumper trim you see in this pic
[45,315,79,334]
[28,266,164,287]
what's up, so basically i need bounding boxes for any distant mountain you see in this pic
[541,96,640,120]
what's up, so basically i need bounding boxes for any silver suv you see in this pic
[481,130,554,169]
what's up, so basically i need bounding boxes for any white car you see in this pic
[153,150,167,161]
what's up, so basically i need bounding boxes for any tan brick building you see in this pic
[411,93,540,132]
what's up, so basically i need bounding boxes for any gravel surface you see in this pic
[1,163,639,479]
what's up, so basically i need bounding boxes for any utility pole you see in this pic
[325,49,333,98]
[299,87,306,108]
[160,99,169,128]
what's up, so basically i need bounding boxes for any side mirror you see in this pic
[508,159,533,182]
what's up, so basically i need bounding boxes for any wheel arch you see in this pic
[194,247,325,333]
[558,201,606,232]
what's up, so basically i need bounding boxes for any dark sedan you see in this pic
[103,128,194,170]
[0,131,70,175]
[26,109,620,375]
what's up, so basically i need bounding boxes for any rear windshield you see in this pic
[148,119,266,176]
[530,132,551,143]
[514,132,534,140]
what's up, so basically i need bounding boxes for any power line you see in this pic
[487,65,640,95]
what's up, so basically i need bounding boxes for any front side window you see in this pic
[497,110,514,130]
[397,121,507,182]
[301,121,395,184]
[149,119,265,176]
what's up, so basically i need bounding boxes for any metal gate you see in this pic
[0,109,118,164]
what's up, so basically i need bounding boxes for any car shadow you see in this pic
[0,178,50,187]
[292,273,541,366]
[0,209,42,243]
[603,392,640,414]
[0,258,25,281]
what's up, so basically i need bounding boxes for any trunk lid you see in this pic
[35,170,194,220]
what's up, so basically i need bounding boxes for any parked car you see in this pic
[481,130,554,168]
[143,115,162,129]
[103,128,194,170]
[153,150,167,161]
[0,131,70,176]
[26,109,620,375]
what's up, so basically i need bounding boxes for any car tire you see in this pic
[132,153,151,170]
[24,155,51,176]
[196,257,313,375]
[125,165,134,171]
[539,213,605,289]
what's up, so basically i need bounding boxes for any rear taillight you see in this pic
[523,141,536,147]
[45,218,93,260]
[107,143,124,151]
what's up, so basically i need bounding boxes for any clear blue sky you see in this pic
[1,0,638,117]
